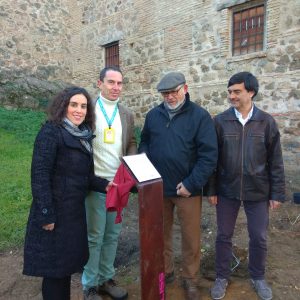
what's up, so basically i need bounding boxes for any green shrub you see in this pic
[134,126,141,146]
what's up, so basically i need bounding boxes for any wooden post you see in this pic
[137,179,165,300]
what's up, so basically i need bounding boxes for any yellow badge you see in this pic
[104,127,115,144]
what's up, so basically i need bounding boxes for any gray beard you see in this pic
[164,99,185,111]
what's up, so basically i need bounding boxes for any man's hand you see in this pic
[42,223,55,231]
[176,182,191,197]
[208,195,218,205]
[269,200,281,210]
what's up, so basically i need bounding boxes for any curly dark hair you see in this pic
[47,86,95,131]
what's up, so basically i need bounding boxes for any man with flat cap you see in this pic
[139,71,218,299]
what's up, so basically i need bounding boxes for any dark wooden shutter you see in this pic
[233,4,264,56]
[105,42,119,67]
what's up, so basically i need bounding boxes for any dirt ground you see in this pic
[1,198,300,300]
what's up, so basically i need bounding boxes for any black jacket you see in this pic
[139,93,218,196]
[206,106,285,202]
[23,122,108,278]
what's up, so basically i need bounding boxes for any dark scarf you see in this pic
[62,118,93,153]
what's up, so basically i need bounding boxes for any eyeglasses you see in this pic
[161,85,183,97]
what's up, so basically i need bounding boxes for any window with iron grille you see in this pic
[105,42,119,67]
[232,3,265,56]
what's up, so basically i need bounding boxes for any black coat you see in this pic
[23,122,108,278]
[139,93,218,196]
[206,106,285,202]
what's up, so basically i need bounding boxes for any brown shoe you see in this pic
[98,279,128,300]
[182,279,200,300]
[83,287,103,300]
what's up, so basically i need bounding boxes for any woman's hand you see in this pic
[106,181,117,192]
[42,223,55,231]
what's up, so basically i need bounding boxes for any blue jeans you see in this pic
[82,192,122,290]
[215,196,269,280]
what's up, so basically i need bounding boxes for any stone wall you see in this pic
[0,0,73,108]
[70,0,299,197]
[0,0,71,78]
[71,0,299,116]
[1,0,299,197]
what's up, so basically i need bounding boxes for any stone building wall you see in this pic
[0,0,74,80]
[0,0,74,108]
[0,0,299,196]
[69,0,299,196]
[71,0,299,117]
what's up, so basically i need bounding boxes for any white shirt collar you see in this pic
[234,105,254,126]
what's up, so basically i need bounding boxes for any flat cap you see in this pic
[157,71,186,92]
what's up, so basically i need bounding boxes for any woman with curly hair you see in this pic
[23,86,114,300]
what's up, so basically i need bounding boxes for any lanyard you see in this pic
[98,97,118,129]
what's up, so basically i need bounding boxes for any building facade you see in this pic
[0,0,299,196]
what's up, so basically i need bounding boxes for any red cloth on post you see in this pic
[106,163,136,224]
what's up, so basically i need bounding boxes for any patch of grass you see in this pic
[0,108,46,251]
[0,107,46,143]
